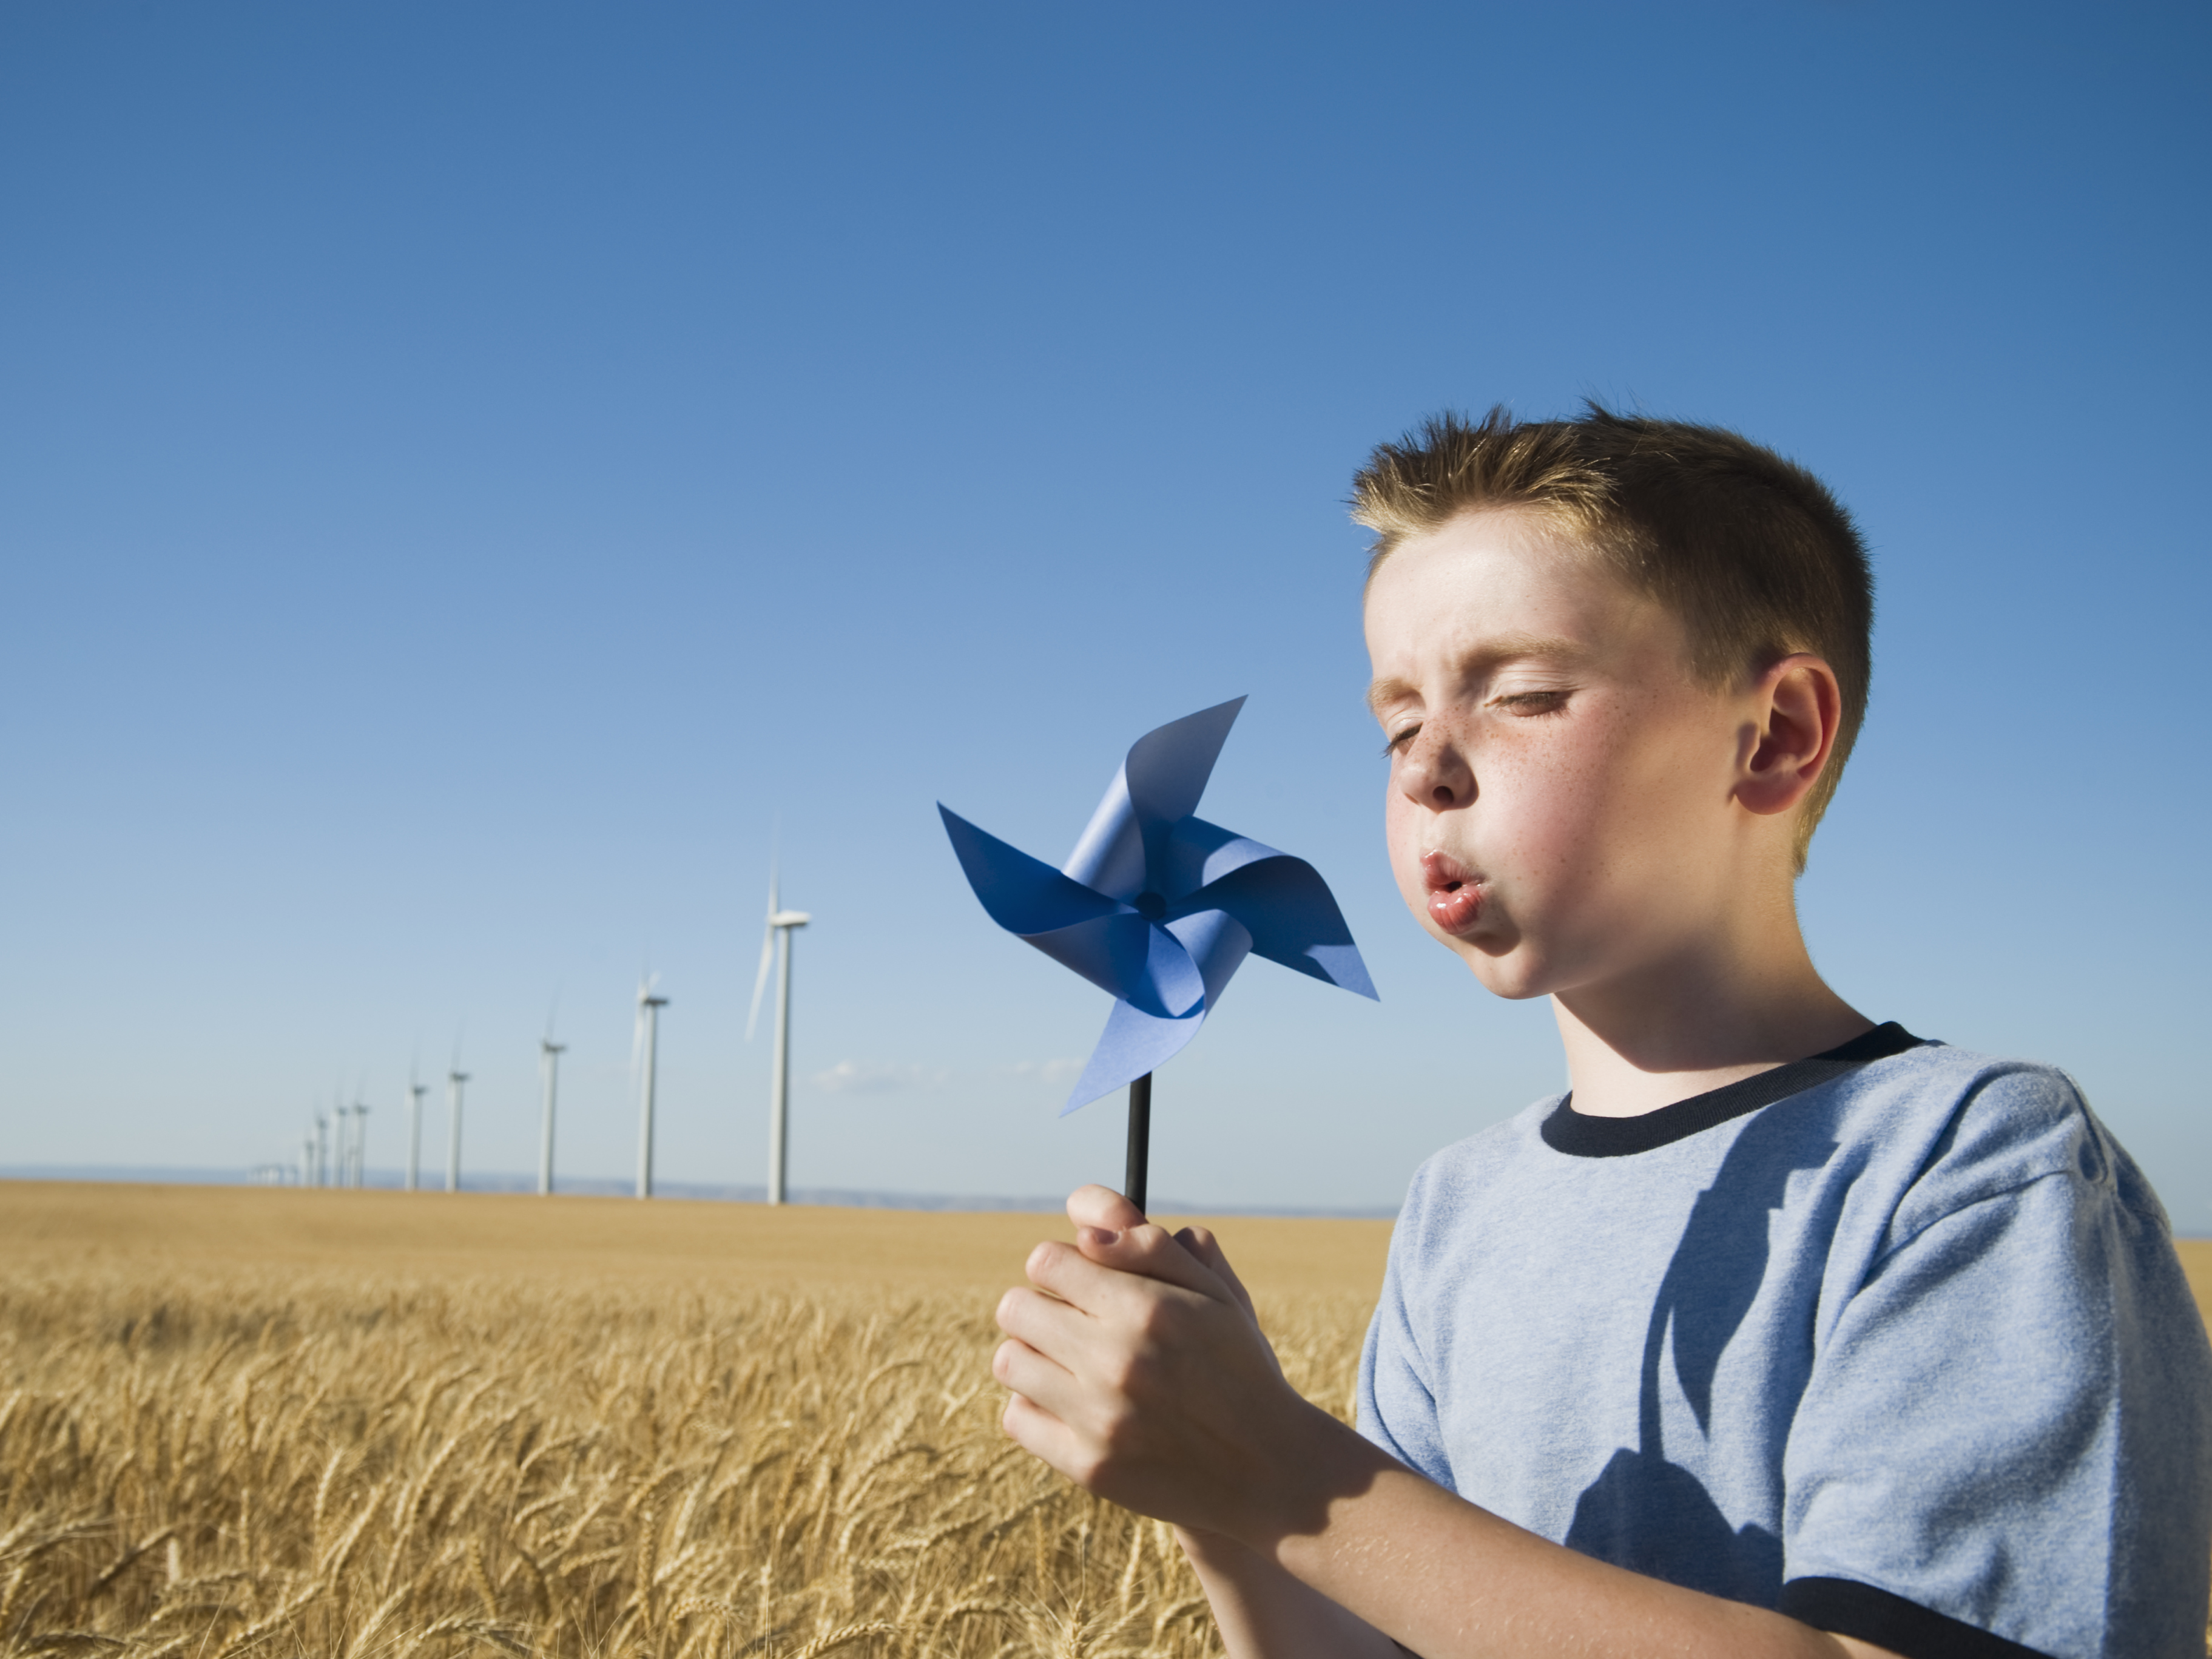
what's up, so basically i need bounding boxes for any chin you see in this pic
[1468,965,1553,1002]
[1441,931,1550,1001]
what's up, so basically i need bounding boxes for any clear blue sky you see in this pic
[4,2,2208,1221]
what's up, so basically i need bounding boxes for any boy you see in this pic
[991,407,2212,1658]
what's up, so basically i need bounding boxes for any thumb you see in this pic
[1066,1183,1146,1235]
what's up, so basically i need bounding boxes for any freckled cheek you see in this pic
[1478,737,1614,879]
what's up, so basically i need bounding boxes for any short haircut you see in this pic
[1350,404,1873,873]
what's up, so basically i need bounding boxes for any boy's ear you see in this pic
[1736,654,1841,818]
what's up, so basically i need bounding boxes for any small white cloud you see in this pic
[1000,1058,1085,1084]
[809,1060,953,1095]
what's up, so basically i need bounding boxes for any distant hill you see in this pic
[0,1164,1397,1218]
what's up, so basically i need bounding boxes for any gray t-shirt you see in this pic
[1357,1025,2212,1659]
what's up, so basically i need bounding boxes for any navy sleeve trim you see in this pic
[1540,1022,1924,1157]
[1778,1577,2052,1659]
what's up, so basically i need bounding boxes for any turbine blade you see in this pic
[746,926,775,1041]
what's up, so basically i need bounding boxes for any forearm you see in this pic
[1176,1526,1398,1659]
[1247,1407,1861,1659]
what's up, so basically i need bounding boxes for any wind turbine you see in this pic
[300,1129,315,1188]
[405,1065,427,1192]
[633,976,668,1199]
[446,1050,469,1194]
[350,1098,370,1188]
[747,868,811,1207]
[314,1111,329,1188]
[539,1012,565,1197]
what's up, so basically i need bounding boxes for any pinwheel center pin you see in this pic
[940,695,1377,1214]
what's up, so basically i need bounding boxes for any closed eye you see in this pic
[1381,723,1420,757]
[1493,691,1570,715]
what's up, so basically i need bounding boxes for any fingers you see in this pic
[1000,1388,1091,1482]
[1175,1225,1259,1322]
[996,1282,1092,1368]
[1060,1187,1237,1305]
[991,1334,1084,1425]
[1045,1225,1222,1304]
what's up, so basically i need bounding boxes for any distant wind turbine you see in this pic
[405,1064,427,1192]
[314,1110,330,1189]
[633,976,668,1199]
[349,1098,370,1188]
[747,867,811,1208]
[446,1050,469,1194]
[539,1009,565,1197]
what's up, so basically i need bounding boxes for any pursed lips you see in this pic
[1421,850,1484,934]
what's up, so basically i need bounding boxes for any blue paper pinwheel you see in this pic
[939,697,1377,1200]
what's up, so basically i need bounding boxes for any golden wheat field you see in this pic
[6,1185,2211,1659]
[0,1183,1391,1659]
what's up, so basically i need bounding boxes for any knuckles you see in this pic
[1026,1240,1068,1285]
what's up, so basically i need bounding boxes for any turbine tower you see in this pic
[539,1021,565,1197]
[633,978,668,1199]
[747,869,811,1207]
[446,1055,469,1194]
[349,1098,370,1188]
[314,1111,329,1188]
[405,1067,427,1192]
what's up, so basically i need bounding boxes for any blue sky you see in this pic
[4,2,2208,1221]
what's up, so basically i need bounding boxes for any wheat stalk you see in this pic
[0,1255,1377,1659]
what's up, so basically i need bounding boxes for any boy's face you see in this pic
[1364,507,1760,1002]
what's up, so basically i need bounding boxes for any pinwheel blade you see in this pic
[1167,907,1254,1011]
[1062,697,1246,896]
[1156,815,1280,904]
[1026,911,1205,1018]
[1122,696,1244,825]
[1193,856,1378,999]
[1056,910,1251,1115]
[1061,998,1205,1116]
[940,805,1121,934]
[939,696,1375,1124]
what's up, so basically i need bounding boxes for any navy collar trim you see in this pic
[1540,1022,1926,1159]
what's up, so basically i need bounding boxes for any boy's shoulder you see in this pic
[1393,1033,2160,1263]
[1363,1035,2212,1655]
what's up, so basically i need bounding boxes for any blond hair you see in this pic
[1352,405,1873,873]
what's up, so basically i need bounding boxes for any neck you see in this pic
[1549,888,1869,1118]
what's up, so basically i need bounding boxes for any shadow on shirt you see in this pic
[1563,1093,1843,1604]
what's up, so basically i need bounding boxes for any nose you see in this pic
[1398,722,1474,810]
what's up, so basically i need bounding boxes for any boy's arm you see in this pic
[1173,1529,1399,1659]
[994,1188,1903,1659]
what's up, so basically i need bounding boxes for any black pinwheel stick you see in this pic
[1125,1072,1152,1216]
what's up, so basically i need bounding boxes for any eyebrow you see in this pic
[1364,633,1589,717]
